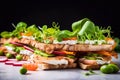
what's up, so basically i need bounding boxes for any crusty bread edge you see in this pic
[38,63,77,70]
[79,63,100,70]
[0,38,114,53]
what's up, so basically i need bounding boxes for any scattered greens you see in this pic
[20,67,27,74]
[85,69,96,76]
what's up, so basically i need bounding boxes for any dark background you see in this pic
[0,0,120,37]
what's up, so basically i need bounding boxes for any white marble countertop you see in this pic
[0,54,120,80]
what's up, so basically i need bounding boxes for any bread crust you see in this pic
[79,63,100,70]
[0,38,114,54]
[38,63,77,70]
[78,57,113,70]
[29,54,77,70]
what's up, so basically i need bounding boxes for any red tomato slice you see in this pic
[52,51,66,56]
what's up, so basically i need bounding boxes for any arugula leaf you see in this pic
[40,22,60,43]
[16,22,27,32]
[11,22,28,38]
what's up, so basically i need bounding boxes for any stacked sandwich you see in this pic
[0,18,118,70]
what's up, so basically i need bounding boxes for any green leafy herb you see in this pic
[14,47,24,53]
[85,69,96,76]
[66,54,75,59]
[85,72,90,76]
[34,49,55,57]
[84,53,102,60]
[78,21,95,36]
[0,18,112,44]
[40,22,60,43]
[56,30,72,42]
[114,37,120,53]
[0,31,13,38]
[71,18,90,36]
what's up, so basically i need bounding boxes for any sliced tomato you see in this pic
[22,63,38,71]
[52,51,66,56]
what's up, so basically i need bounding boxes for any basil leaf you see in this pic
[78,21,95,36]
[71,18,89,36]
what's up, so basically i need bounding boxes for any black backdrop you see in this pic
[0,0,120,37]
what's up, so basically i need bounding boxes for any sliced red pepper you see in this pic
[52,51,66,56]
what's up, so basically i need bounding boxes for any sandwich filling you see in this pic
[0,18,118,70]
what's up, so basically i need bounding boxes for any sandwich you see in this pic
[0,18,118,70]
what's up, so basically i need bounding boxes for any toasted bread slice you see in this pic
[1,38,114,54]
[38,63,77,70]
[79,63,100,70]
[78,57,113,70]
[29,54,77,70]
